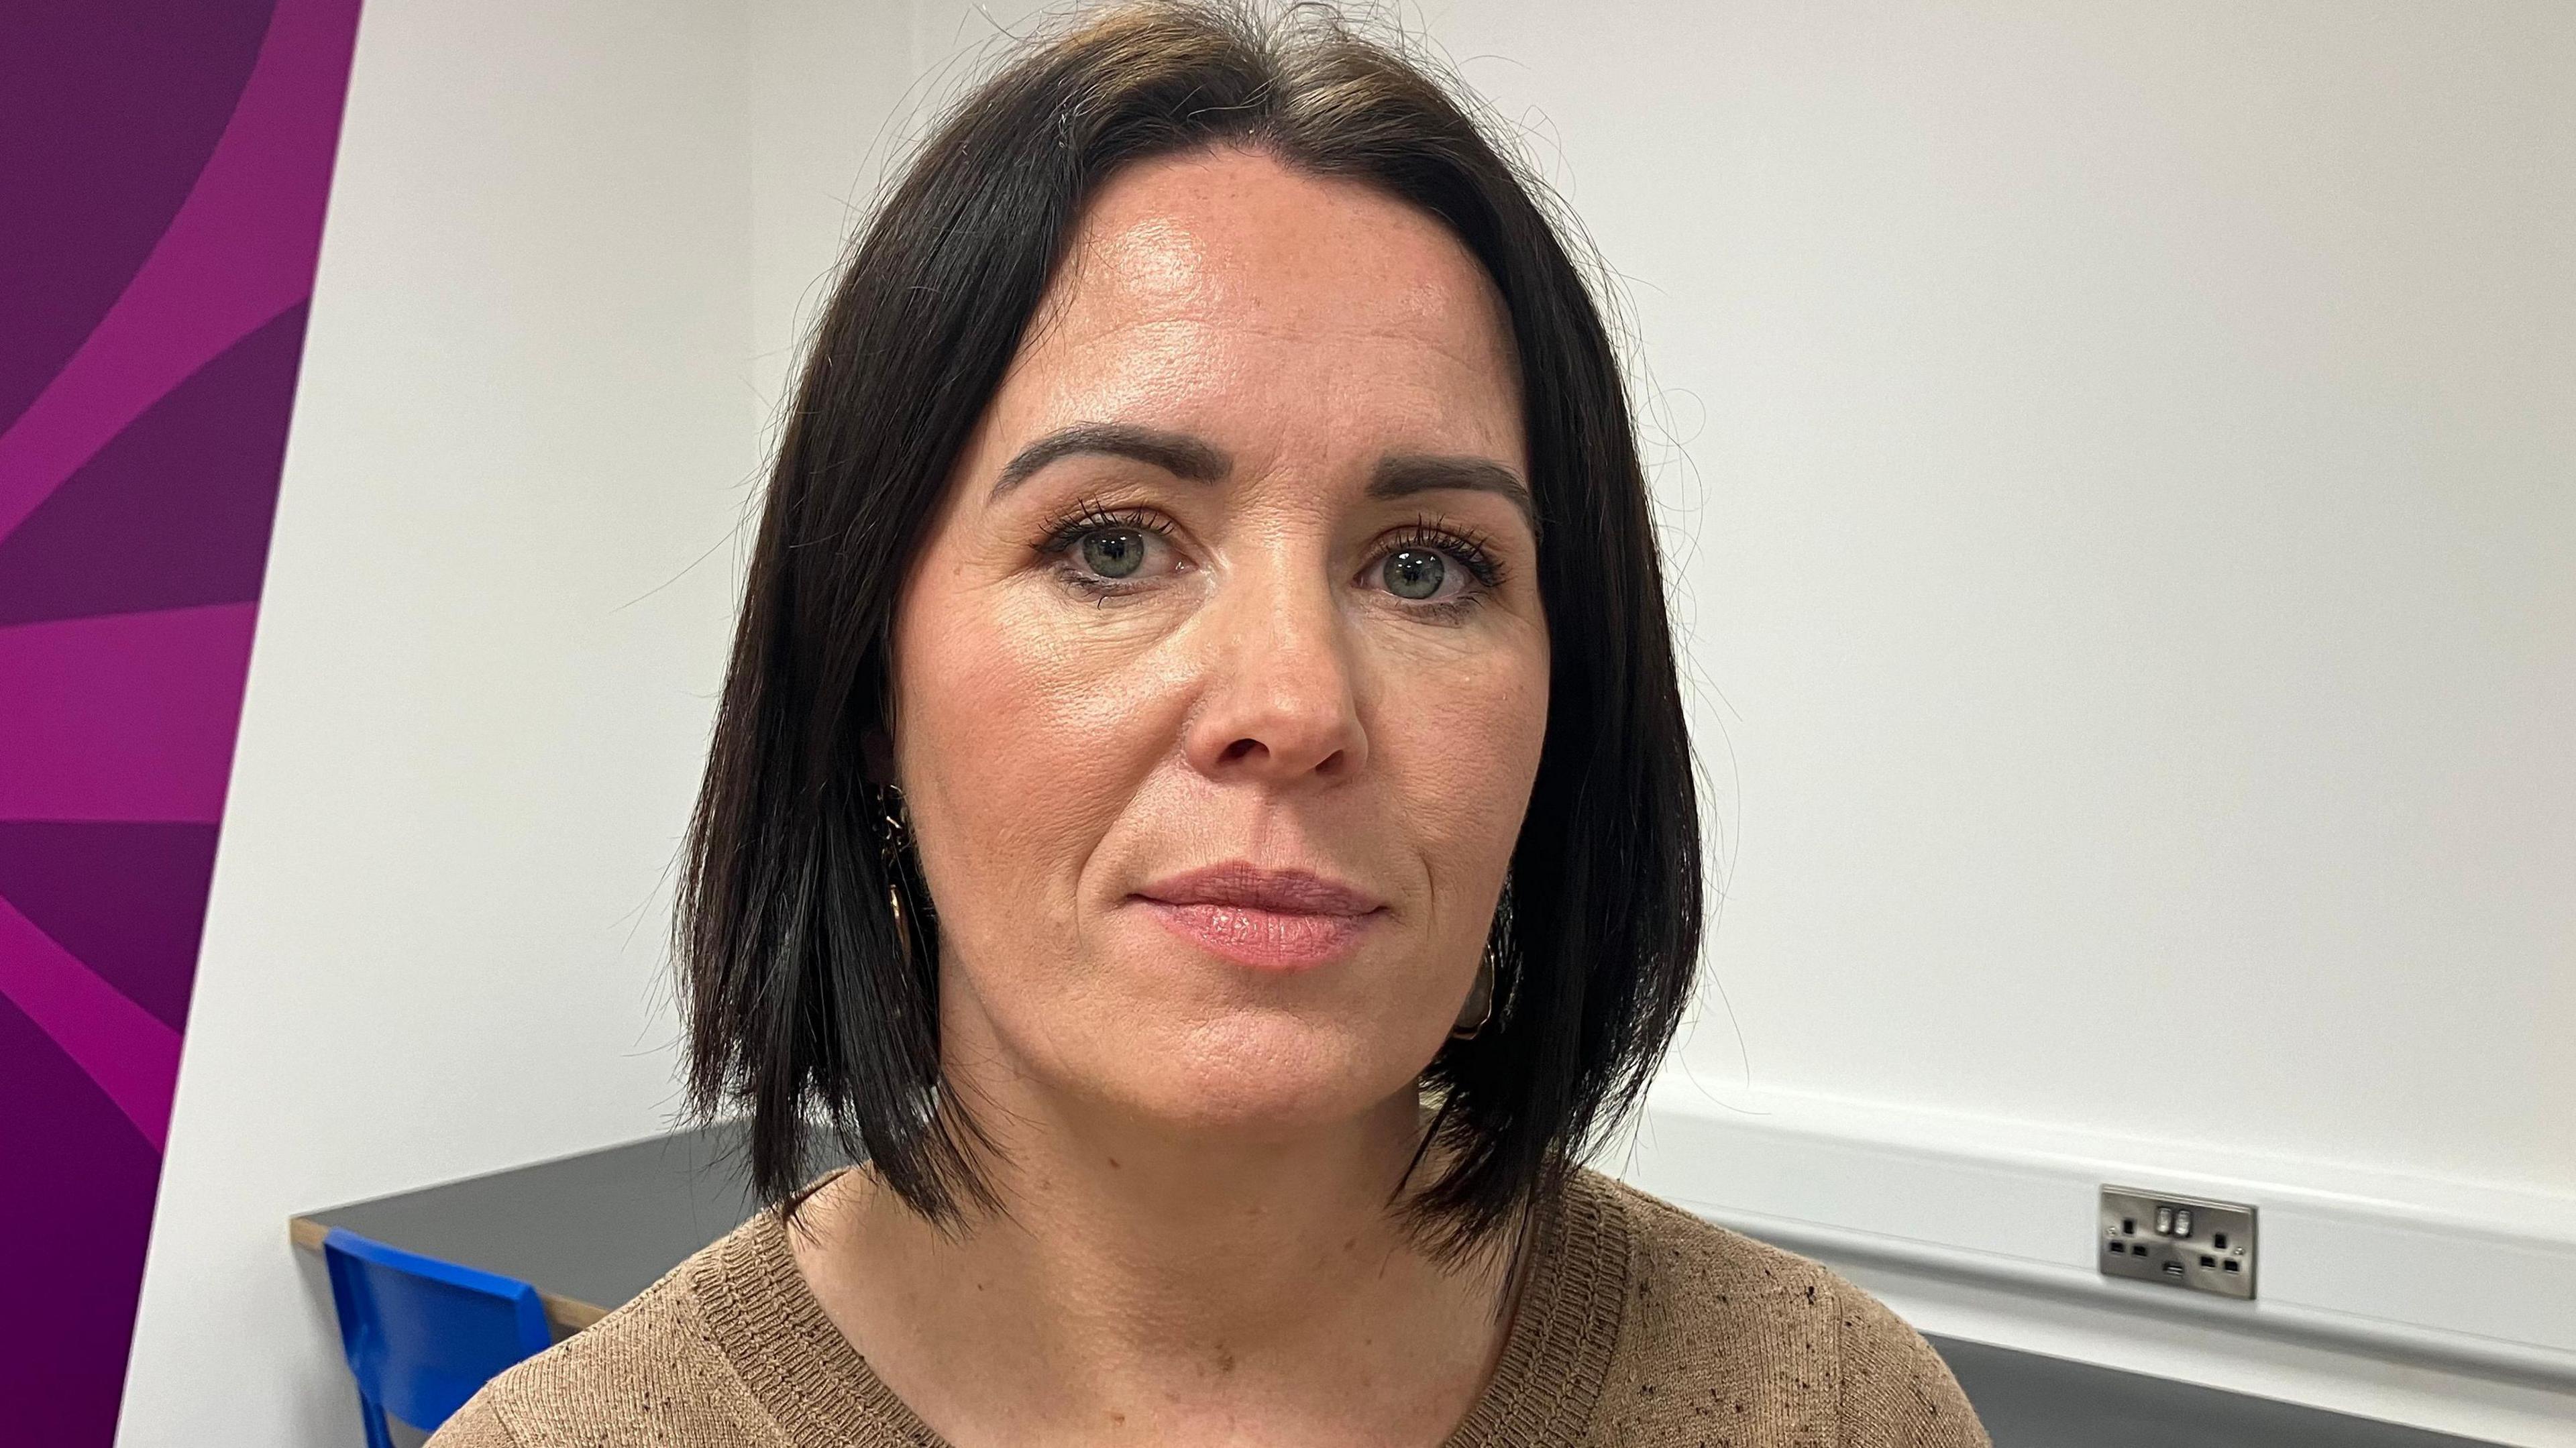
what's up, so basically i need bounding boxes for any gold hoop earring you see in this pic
[1452,872,1514,1040]
[877,783,917,963]
[1450,955,1493,1040]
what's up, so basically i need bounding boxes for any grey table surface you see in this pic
[303,1123,783,1322]
[298,1126,2498,1447]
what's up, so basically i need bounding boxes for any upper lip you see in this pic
[1133,861,1385,916]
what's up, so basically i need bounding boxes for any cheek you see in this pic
[893,581,1181,933]
[1368,629,1551,922]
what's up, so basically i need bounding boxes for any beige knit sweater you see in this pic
[429,1168,1988,1446]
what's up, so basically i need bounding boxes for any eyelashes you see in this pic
[1028,495,1511,614]
[1032,497,1178,561]
[1382,515,1507,591]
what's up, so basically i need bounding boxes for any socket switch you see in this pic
[2099,1185,2255,1300]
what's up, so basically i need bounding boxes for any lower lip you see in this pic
[1134,899,1381,969]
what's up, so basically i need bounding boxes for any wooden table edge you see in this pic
[290,1215,610,1335]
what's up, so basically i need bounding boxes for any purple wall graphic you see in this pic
[0,0,364,1439]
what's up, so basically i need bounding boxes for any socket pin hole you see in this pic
[2214,1233,2228,1249]
[2122,1219,2137,1234]
[2200,1255,2216,1268]
[2223,1260,2241,1273]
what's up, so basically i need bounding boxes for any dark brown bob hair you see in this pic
[678,0,1701,1251]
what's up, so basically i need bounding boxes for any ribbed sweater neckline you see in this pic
[692,1168,1633,1447]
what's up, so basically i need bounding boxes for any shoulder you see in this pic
[1574,1170,1990,1447]
[425,1220,784,1448]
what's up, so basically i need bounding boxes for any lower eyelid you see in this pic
[1057,574,1148,608]
[1402,595,1486,626]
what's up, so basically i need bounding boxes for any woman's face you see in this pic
[889,147,1548,1139]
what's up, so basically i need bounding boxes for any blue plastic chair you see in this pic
[322,1228,555,1446]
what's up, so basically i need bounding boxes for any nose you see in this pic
[1181,556,1368,787]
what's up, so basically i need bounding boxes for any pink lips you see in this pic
[1130,861,1387,970]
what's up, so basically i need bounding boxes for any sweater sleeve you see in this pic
[425,1392,523,1448]
[1833,1284,1992,1447]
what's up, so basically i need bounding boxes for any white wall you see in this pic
[1420,0,2575,1199]
[117,1,766,1443]
[749,0,917,421]
[121,0,2575,1443]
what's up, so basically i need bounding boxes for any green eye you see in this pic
[1382,548,1447,600]
[1081,528,1148,578]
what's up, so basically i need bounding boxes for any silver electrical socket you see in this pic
[2100,1185,2256,1300]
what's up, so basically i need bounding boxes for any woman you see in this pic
[437,3,1987,1444]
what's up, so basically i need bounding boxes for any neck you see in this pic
[959,1076,1451,1333]
[790,1051,1521,1445]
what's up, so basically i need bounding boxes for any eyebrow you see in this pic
[989,421,1537,535]
[1368,454,1538,537]
[990,423,1230,498]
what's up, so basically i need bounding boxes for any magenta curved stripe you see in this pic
[0,305,309,630]
[0,822,221,1034]
[0,604,260,824]
[0,2,272,438]
[0,0,362,545]
[0,893,181,1150]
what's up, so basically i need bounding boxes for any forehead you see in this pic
[1000,146,1522,451]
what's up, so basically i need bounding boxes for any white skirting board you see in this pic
[1605,1078,2576,1447]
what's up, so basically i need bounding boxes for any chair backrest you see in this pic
[323,1228,555,1433]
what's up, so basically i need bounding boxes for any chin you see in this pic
[1103,1009,1430,1139]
